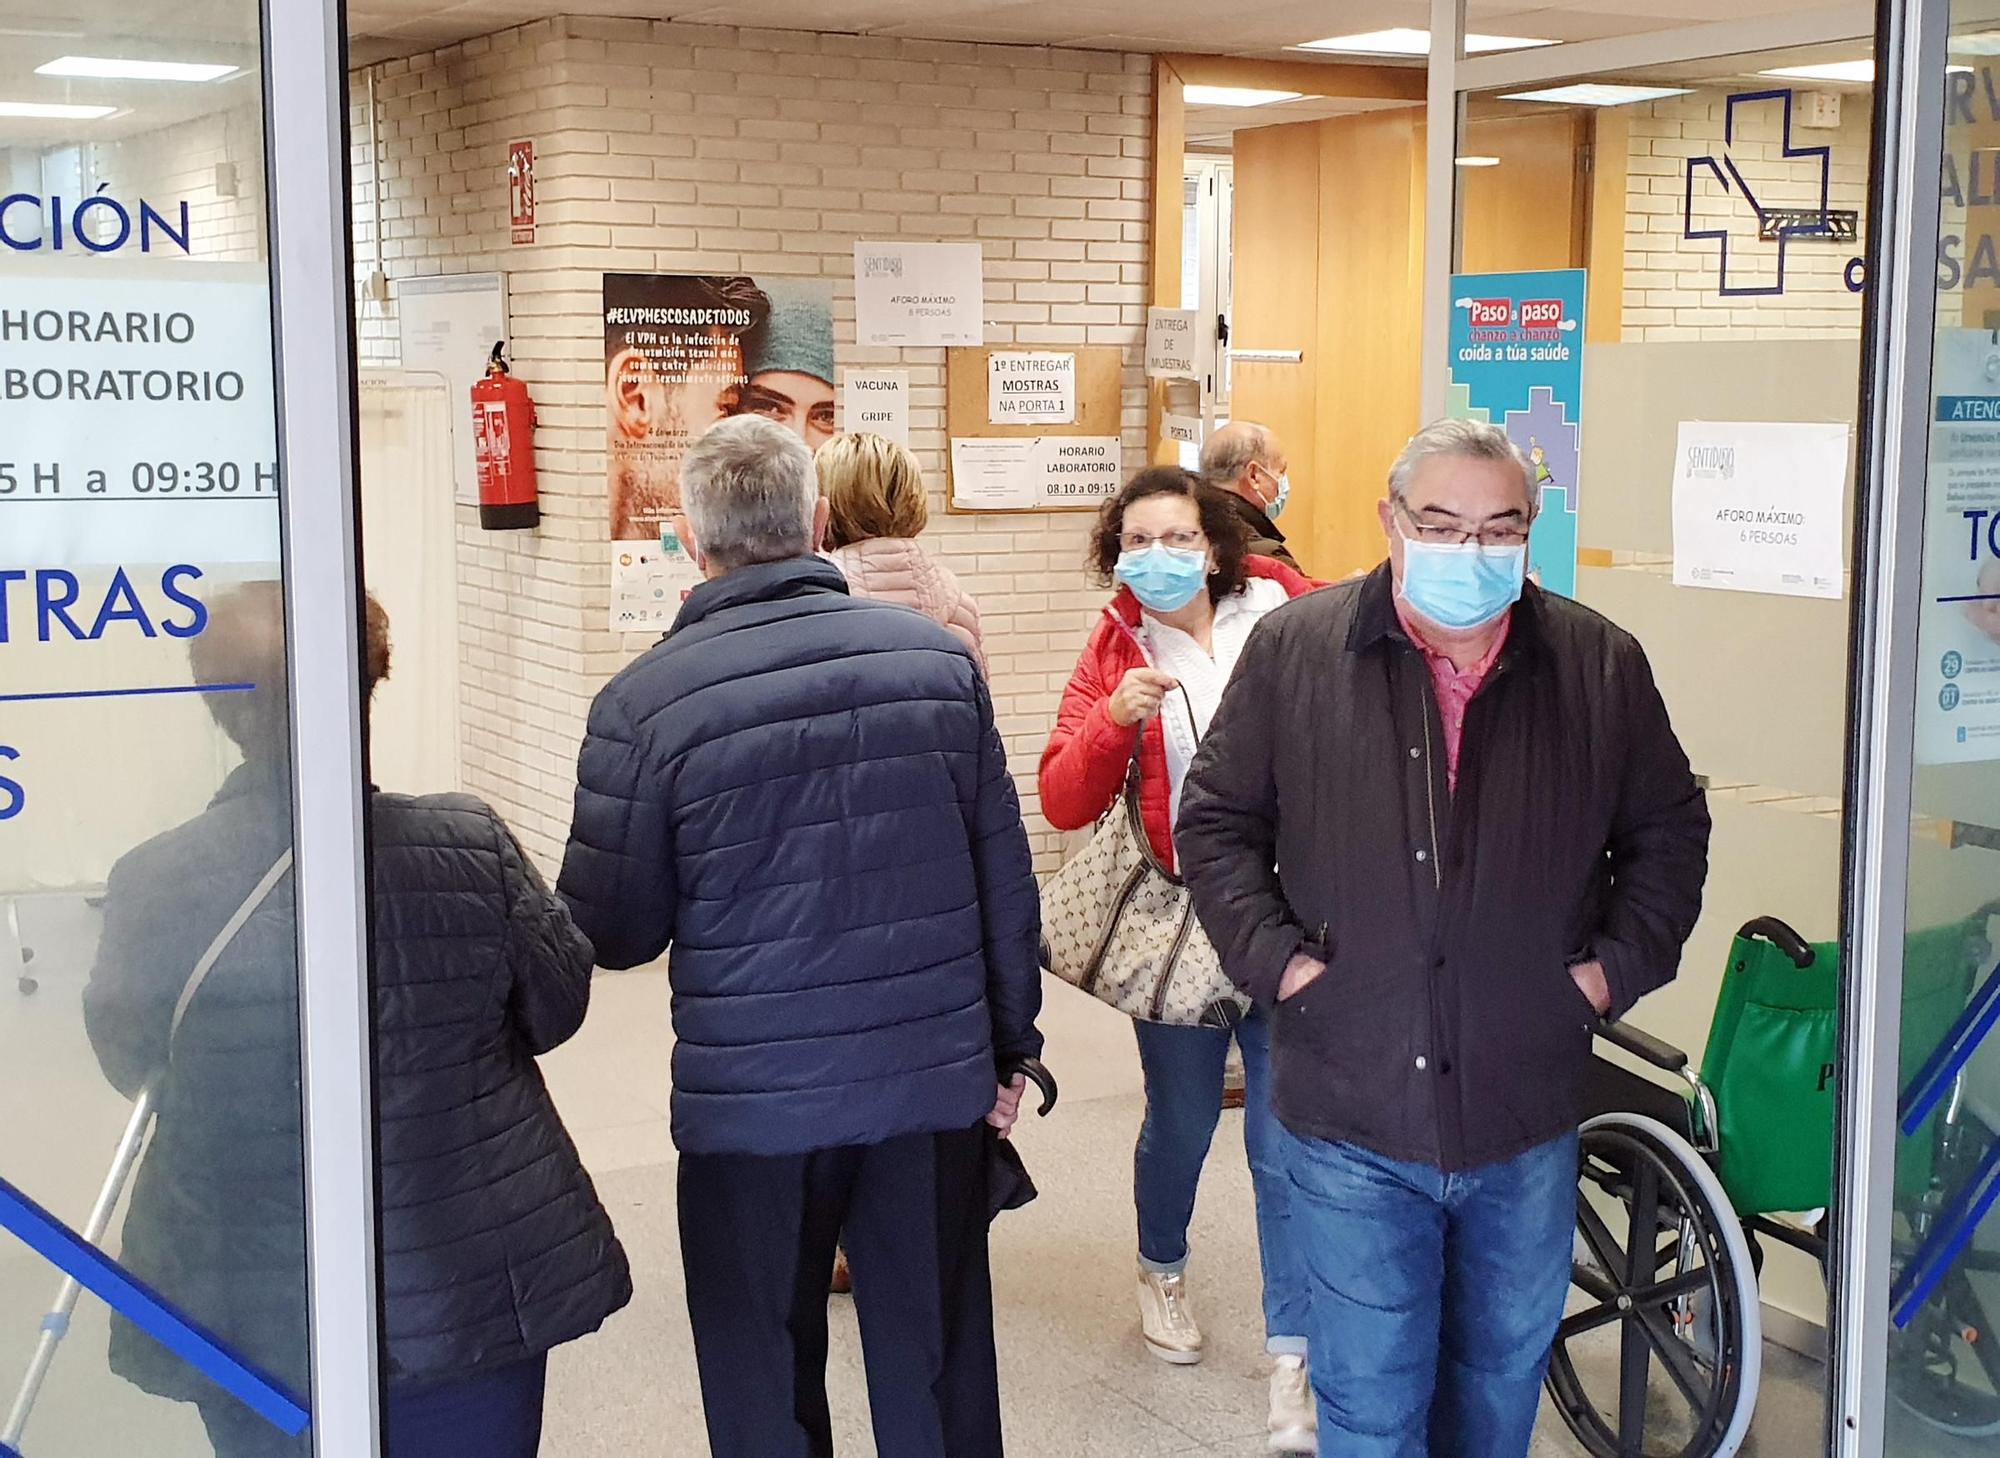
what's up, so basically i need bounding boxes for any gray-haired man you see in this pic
[559,415,1044,1458]
[1177,419,1710,1457]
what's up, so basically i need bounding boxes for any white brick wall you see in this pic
[88,110,269,263]
[351,17,1154,874]
[1622,88,1869,341]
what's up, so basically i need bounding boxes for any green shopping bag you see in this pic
[1700,920,1981,1218]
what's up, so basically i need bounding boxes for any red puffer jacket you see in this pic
[1039,556,1322,872]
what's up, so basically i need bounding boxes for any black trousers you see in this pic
[678,1124,1001,1458]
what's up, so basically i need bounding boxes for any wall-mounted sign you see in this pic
[508,140,535,246]
[948,435,1121,510]
[1161,412,1203,447]
[1757,208,1859,244]
[854,241,984,348]
[1447,268,1587,598]
[843,369,909,446]
[988,352,1075,425]
[1145,308,1205,380]
[1671,420,1847,600]
[396,271,507,507]
[604,272,834,630]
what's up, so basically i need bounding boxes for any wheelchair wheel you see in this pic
[1545,1113,1763,1458]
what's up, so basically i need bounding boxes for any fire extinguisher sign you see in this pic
[508,140,535,246]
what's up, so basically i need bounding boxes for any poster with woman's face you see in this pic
[604,273,835,544]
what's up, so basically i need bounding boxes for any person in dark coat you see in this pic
[557,414,1044,1458]
[85,583,629,1458]
[1200,420,1298,567]
[1177,419,1710,1458]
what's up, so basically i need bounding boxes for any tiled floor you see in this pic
[537,969,1840,1458]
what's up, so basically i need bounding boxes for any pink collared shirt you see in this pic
[1395,602,1512,791]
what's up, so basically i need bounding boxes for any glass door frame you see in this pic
[1417,5,1914,1456]
[263,0,381,1452]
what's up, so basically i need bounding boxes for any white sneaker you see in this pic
[1135,1267,1204,1364]
[1268,1355,1317,1453]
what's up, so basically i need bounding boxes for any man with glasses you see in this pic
[1176,419,1710,1458]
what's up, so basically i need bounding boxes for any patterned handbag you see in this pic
[1039,710,1249,1028]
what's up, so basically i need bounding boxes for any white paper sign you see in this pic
[988,352,1076,425]
[1161,412,1203,446]
[854,242,985,347]
[609,534,703,633]
[950,435,1123,510]
[1671,421,1848,600]
[950,438,1039,509]
[1146,307,1206,379]
[397,272,507,506]
[1918,330,2000,763]
[844,370,910,446]
[0,262,282,567]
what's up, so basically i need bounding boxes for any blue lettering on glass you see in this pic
[0,746,21,823]
[0,565,208,643]
[0,189,192,254]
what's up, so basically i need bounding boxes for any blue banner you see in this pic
[1446,269,1588,598]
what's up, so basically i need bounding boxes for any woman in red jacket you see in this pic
[1040,465,1321,1454]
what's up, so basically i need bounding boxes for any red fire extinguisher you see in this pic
[472,341,540,530]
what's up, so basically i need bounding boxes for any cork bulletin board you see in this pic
[945,344,1126,513]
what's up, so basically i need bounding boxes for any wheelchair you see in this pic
[1545,913,1994,1458]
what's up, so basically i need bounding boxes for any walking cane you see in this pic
[1,1085,157,1453]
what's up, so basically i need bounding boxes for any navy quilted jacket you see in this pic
[557,556,1043,1158]
[85,772,630,1402]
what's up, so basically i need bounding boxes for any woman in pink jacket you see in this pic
[818,432,987,679]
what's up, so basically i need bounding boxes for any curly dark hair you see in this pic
[1087,465,1251,604]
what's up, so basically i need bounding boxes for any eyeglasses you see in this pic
[1395,501,1530,549]
[1120,528,1205,553]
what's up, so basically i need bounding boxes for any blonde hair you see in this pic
[816,432,928,549]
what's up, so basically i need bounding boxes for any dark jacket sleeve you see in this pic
[1177,621,1312,1009]
[557,686,676,971]
[1593,641,1711,1020]
[82,858,178,1100]
[969,677,1044,1064]
[495,810,597,1056]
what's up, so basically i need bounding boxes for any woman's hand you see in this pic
[987,1074,1029,1137]
[1107,668,1179,727]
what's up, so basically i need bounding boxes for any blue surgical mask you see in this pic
[1397,534,1526,631]
[1116,545,1209,613]
[1266,471,1291,520]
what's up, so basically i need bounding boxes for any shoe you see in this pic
[1268,1355,1317,1453]
[1136,1267,1204,1364]
[830,1250,852,1296]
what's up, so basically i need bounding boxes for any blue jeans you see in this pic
[1284,1129,1577,1458]
[1133,1010,1309,1354]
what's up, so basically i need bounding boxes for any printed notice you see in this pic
[610,533,704,634]
[1671,420,1848,600]
[1146,308,1205,380]
[854,241,985,347]
[988,352,1076,425]
[1161,412,1203,446]
[950,438,1038,509]
[950,435,1122,510]
[843,369,910,446]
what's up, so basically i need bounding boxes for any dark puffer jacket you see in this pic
[558,556,1043,1159]
[86,769,630,1406]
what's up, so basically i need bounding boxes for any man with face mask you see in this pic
[1200,421,1297,567]
[1175,419,1710,1458]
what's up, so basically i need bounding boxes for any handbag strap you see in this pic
[167,848,294,1051]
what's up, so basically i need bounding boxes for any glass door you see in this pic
[0,0,377,1452]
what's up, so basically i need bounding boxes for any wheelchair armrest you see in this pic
[1594,1017,1689,1074]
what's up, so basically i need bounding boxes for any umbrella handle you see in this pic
[999,1056,1058,1118]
